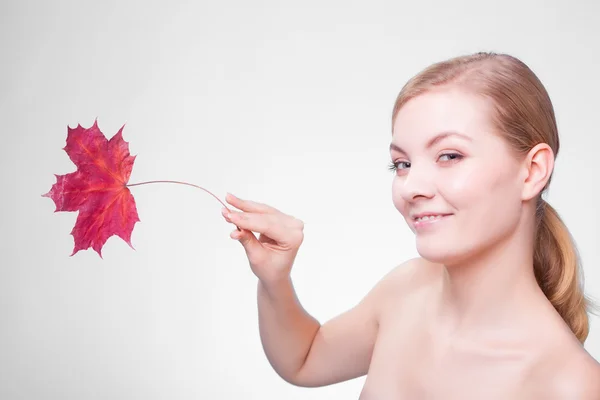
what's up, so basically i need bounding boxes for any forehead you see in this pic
[392,88,497,144]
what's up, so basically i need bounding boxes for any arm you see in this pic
[224,193,418,387]
[257,260,415,387]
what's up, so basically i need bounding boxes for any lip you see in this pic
[411,213,453,230]
[410,211,453,220]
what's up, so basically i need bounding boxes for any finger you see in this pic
[222,208,242,231]
[231,227,253,242]
[227,211,298,244]
[223,207,301,233]
[231,228,263,257]
[226,193,280,214]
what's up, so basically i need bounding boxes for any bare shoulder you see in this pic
[287,258,442,387]
[368,257,443,311]
[375,256,441,288]
[553,349,600,399]
[537,340,600,399]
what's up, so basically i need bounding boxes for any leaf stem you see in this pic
[126,180,241,231]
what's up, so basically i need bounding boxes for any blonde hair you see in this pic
[392,51,596,343]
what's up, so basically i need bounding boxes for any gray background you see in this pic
[1,0,599,399]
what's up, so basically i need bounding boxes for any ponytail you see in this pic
[533,199,593,343]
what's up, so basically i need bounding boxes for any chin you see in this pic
[415,238,465,266]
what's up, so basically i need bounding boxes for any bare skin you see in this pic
[222,200,600,399]
[221,87,600,398]
[358,258,600,399]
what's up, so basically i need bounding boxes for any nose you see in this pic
[397,166,435,202]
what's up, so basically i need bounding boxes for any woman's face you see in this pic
[391,87,526,265]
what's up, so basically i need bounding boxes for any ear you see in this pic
[521,143,554,201]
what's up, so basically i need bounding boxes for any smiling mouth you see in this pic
[414,214,447,222]
[413,214,452,227]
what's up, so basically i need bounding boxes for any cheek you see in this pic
[440,162,522,231]
[440,160,516,205]
[436,165,485,210]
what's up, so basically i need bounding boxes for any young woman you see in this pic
[221,52,600,399]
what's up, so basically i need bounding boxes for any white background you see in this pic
[1,0,599,399]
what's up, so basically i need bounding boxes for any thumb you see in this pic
[233,228,261,253]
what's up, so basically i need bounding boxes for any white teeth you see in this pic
[415,215,443,222]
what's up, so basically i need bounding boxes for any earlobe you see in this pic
[521,143,554,201]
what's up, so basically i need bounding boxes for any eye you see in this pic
[438,153,463,163]
[388,153,462,173]
[388,160,410,172]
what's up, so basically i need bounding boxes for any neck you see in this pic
[436,224,551,336]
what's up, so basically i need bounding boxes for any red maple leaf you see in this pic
[44,120,240,258]
[42,120,140,258]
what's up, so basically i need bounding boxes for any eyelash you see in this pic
[387,153,463,172]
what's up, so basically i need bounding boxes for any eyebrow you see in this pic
[389,131,472,154]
